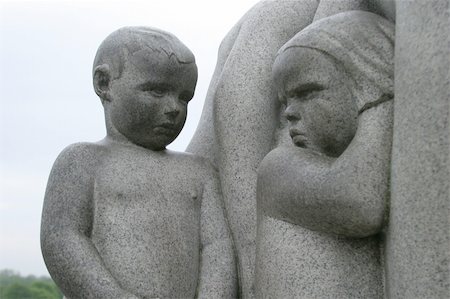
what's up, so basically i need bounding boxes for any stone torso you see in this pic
[255,146,385,299]
[256,215,383,298]
[91,144,203,299]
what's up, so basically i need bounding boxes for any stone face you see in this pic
[386,0,450,297]
[41,27,237,299]
[254,11,394,298]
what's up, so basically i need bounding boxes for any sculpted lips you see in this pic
[289,128,307,147]
[154,122,179,135]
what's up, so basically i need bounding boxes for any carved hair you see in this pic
[277,11,395,112]
[93,26,195,80]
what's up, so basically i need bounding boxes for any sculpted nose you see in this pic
[164,97,180,118]
[285,105,301,122]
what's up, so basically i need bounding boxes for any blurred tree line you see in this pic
[0,269,62,299]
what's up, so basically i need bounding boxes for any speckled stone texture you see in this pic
[41,27,237,299]
[186,1,394,297]
[254,11,394,298]
[188,1,320,296]
[386,0,450,298]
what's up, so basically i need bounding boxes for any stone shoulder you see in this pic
[50,142,108,178]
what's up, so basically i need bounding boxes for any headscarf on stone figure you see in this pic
[277,10,395,113]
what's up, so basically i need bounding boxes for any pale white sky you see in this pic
[0,0,260,276]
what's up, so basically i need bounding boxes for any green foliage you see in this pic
[0,269,63,299]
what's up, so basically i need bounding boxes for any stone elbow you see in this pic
[339,193,386,238]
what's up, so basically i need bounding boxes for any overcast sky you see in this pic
[0,0,260,276]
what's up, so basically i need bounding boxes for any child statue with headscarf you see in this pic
[255,11,394,298]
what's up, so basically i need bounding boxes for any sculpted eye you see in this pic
[148,88,166,97]
[288,83,325,100]
[294,90,315,100]
[139,82,169,97]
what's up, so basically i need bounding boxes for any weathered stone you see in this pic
[41,27,237,299]
[187,1,397,297]
[40,0,450,297]
[188,1,320,296]
[386,1,450,297]
[255,11,394,298]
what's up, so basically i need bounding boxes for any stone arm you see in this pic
[258,101,393,238]
[40,143,139,299]
[197,167,237,298]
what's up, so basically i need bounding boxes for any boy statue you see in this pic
[41,27,237,299]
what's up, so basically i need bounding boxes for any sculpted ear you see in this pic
[93,64,111,102]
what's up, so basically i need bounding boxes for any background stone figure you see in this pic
[187,1,395,297]
[255,11,394,298]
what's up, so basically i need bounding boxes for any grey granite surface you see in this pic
[41,27,237,299]
[41,0,450,298]
[187,1,396,297]
[188,1,320,296]
[187,0,449,297]
[255,11,394,298]
[386,0,450,297]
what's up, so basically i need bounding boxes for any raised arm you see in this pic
[41,143,139,299]
[197,165,237,298]
[258,100,393,237]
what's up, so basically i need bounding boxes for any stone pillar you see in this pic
[386,0,450,297]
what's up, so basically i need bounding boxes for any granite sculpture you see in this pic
[41,27,237,299]
[40,0,450,298]
[255,11,394,298]
[187,1,396,297]
[188,0,448,298]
